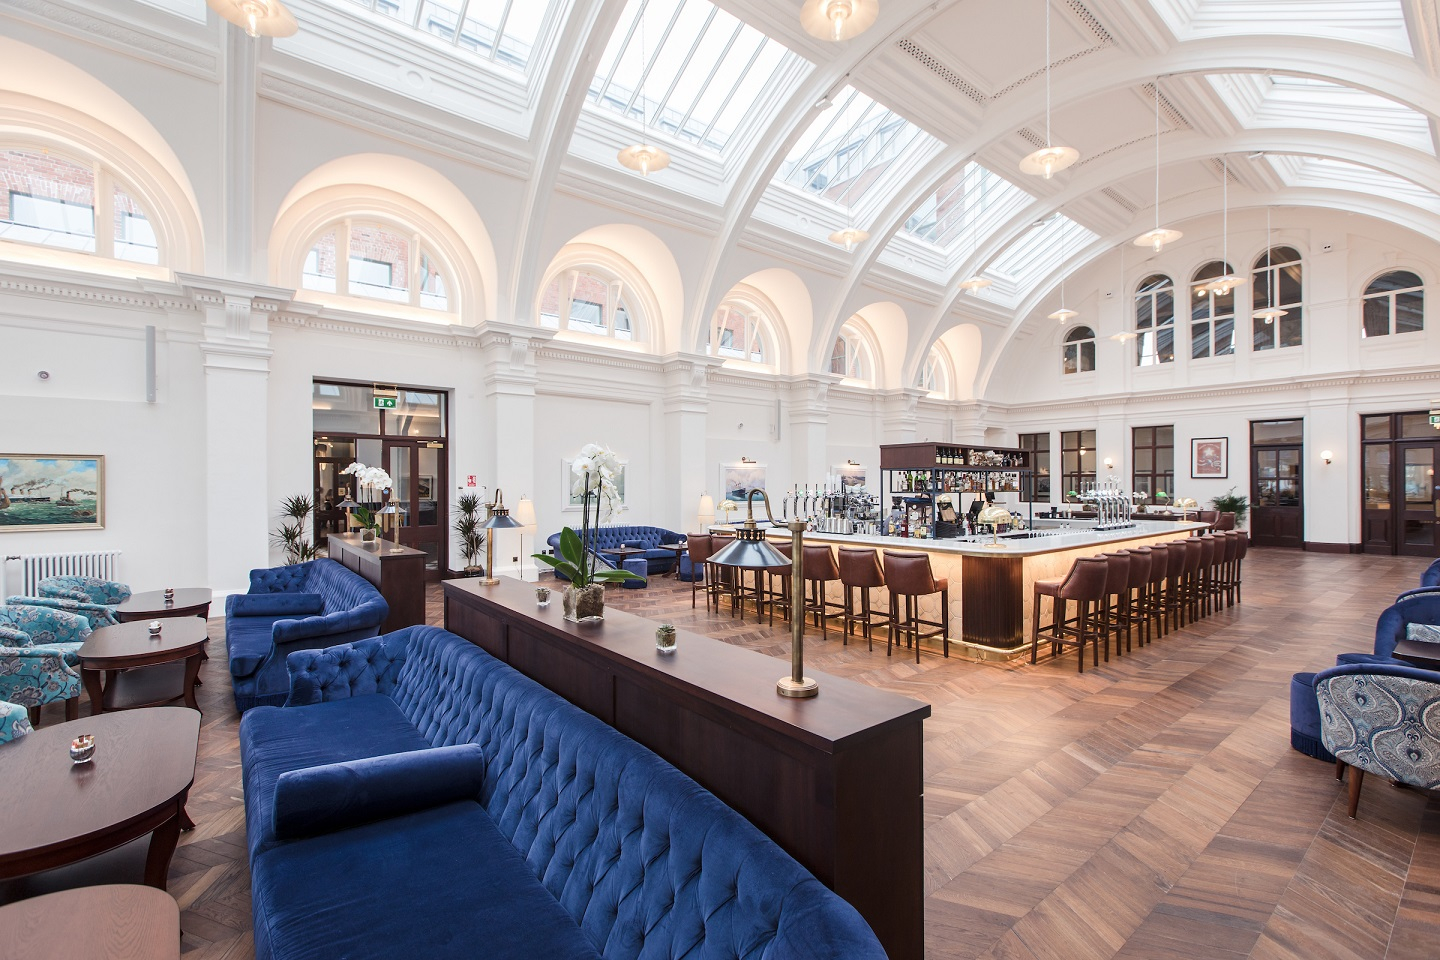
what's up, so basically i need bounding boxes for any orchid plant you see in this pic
[341,461,394,533]
[533,443,640,589]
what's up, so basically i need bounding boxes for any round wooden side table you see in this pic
[0,885,180,959]
[114,588,213,623]
[79,619,209,716]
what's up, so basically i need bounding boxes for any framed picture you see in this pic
[721,462,766,503]
[1190,438,1228,479]
[834,463,867,489]
[0,455,105,532]
[563,458,627,512]
[417,475,435,500]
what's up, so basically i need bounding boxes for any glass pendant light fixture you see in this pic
[617,8,670,177]
[959,275,993,292]
[1253,207,1288,323]
[1133,77,1182,253]
[1019,1,1079,180]
[1206,155,1246,295]
[1048,277,1078,321]
[207,0,296,37]
[801,0,879,42]
[828,227,870,252]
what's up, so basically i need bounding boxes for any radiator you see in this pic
[2,550,121,597]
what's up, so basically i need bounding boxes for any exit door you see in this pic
[384,439,447,578]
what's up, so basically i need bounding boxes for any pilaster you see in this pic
[661,353,721,532]
[476,321,549,576]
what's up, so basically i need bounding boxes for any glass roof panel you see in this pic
[904,162,1033,250]
[777,86,941,208]
[1279,157,1440,214]
[988,214,1098,287]
[336,0,548,72]
[588,0,796,153]
[1209,74,1433,155]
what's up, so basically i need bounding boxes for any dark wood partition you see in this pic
[444,576,930,960]
[327,534,426,633]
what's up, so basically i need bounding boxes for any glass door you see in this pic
[1397,443,1440,556]
[1251,420,1304,548]
[383,439,447,577]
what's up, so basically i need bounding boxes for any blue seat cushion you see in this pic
[240,694,433,859]
[1289,672,1335,763]
[622,557,648,589]
[1335,652,1406,666]
[251,801,604,960]
[228,614,284,678]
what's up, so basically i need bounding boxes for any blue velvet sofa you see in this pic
[239,625,885,960]
[225,559,388,713]
[544,524,683,576]
[1335,591,1440,667]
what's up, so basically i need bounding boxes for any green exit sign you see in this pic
[373,396,397,410]
[1431,413,1440,427]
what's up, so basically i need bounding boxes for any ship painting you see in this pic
[0,456,105,531]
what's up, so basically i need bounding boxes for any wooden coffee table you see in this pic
[658,543,688,577]
[1393,639,1440,671]
[80,619,208,716]
[0,708,199,889]
[0,885,180,959]
[115,588,213,623]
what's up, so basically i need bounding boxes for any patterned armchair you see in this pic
[0,699,33,744]
[1315,663,1440,819]
[0,609,85,726]
[38,575,132,605]
[5,594,116,630]
[0,604,91,665]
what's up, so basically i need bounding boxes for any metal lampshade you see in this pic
[976,504,1013,550]
[478,490,523,585]
[709,529,788,569]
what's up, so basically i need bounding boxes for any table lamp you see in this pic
[976,503,1013,549]
[697,492,716,529]
[514,496,537,581]
[479,490,523,585]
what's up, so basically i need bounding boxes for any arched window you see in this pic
[539,267,635,341]
[302,219,452,313]
[708,301,774,366]
[1135,274,1174,366]
[829,322,874,384]
[0,147,158,264]
[917,347,950,397]
[1252,246,1302,350]
[1362,271,1424,338]
[1062,325,1095,375]
[1190,260,1237,359]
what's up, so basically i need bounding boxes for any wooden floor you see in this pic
[26,548,1439,959]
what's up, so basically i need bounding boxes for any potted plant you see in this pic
[1210,487,1250,527]
[454,493,486,576]
[271,494,318,565]
[340,462,393,541]
[533,443,641,621]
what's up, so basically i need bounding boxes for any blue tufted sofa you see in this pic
[239,625,886,960]
[1335,591,1440,668]
[544,524,682,577]
[225,559,388,713]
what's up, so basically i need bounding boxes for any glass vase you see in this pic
[563,583,605,623]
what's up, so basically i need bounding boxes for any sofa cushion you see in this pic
[240,694,434,859]
[273,744,486,840]
[231,593,325,618]
[227,615,282,678]
[251,801,603,960]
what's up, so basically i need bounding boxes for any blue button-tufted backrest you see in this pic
[388,626,878,959]
[546,526,680,553]
[1375,592,1440,660]
[250,563,312,594]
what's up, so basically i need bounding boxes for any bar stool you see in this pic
[686,534,712,609]
[802,544,843,636]
[764,540,795,625]
[1198,534,1221,619]
[1202,534,1228,613]
[705,534,736,613]
[1232,533,1248,604]
[838,547,891,650]
[1099,552,1131,658]
[1121,546,1153,649]
[1137,542,1170,641]
[883,551,950,662]
[1032,555,1110,672]
[1162,541,1189,632]
[1218,532,1241,607]
[1180,538,1205,625]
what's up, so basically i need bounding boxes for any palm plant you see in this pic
[271,494,319,564]
[1210,487,1250,525]
[454,493,486,574]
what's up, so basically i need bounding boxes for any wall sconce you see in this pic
[740,456,756,464]
[1103,457,1114,470]
[1321,450,1334,464]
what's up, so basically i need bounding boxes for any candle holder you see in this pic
[148,620,163,636]
[69,734,96,764]
[655,623,677,654]
[535,586,551,608]
[164,587,175,602]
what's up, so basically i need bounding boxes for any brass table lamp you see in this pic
[479,490,523,586]
[976,504,1013,549]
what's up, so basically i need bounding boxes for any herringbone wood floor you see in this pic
[26,548,1439,959]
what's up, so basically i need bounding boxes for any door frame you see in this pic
[1360,411,1440,555]
[1250,420,1305,549]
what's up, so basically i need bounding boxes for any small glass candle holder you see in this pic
[163,587,175,600]
[148,620,163,636]
[69,734,96,764]
[535,586,551,608]
[655,624,677,655]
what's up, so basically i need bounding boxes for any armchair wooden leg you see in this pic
[1347,766,1365,819]
[27,704,40,728]
[1335,758,1345,782]
[65,696,79,721]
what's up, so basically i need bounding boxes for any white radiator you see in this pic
[2,551,121,597]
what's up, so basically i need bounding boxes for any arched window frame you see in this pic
[1135,273,1175,366]
[1062,325,1096,375]
[917,345,952,398]
[1361,270,1425,338]
[708,291,780,369]
[1190,260,1238,359]
[539,266,639,341]
[830,320,877,386]
[1252,246,1303,351]
[298,217,456,315]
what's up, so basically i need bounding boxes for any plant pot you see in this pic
[563,583,605,623]
[361,529,375,542]
[463,565,485,578]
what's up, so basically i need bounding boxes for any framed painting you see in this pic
[0,455,105,532]
[721,462,766,503]
[1190,438,1228,479]
[834,463,867,489]
[417,475,435,500]
[563,458,627,512]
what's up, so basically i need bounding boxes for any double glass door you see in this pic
[1362,413,1440,555]
[1250,420,1304,548]
[383,439,446,574]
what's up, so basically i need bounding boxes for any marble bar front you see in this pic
[755,520,1208,660]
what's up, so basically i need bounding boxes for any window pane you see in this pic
[1363,415,1392,440]
[1,149,96,253]
[1134,448,1153,472]
[1366,270,1423,296]
[1253,314,1276,351]
[1157,447,1174,473]
[1156,289,1174,325]
[1214,316,1234,356]
[1279,310,1302,348]
[1364,446,1390,509]
[113,184,158,263]
[390,390,445,437]
[614,303,633,340]
[303,232,338,293]
[1135,294,1152,330]
[1396,291,1424,333]
[829,337,847,375]
[349,224,410,302]
[1192,322,1211,359]
[1400,414,1431,439]
[715,306,746,359]
[418,250,448,310]
[1191,287,1210,323]
[570,298,605,333]
[1252,419,1304,444]
[539,275,563,328]
[1362,295,1390,337]
[1278,263,1302,305]
[1252,270,1271,310]
[1080,341,1094,372]
[312,381,382,434]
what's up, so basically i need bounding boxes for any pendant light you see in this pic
[1253,207,1288,323]
[828,227,870,252]
[1048,277,1077,321]
[801,0,879,42]
[958,170,992,292]
[1110,242,1137,340]
[1019,1,1079,180]
[617,8,670,177]
[207,0,296,37]
[959,276,993,292]
[1206,155,1246,295]
[1133,77,1182,252]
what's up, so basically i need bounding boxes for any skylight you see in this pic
[1209,74,1434,156]
[587,0,797,153]
[1151,0,1411,56]
[334,0,551,72]
[988,214,1098,289]
[904,163,1032,250]
[1276,156,1440,214]
[777,86,941,209]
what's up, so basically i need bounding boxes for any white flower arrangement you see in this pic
[570,442,623,521]
[340,462,393,496]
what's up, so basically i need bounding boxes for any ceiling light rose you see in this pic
[207,0,297,38]
[1019,0,1079,179]
[801,0,879,41]
[1133,76,1181,252]
[828,227,870,252]
[617,143,671,177]
[959,276,992,292]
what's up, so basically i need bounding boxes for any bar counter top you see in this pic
[725,518,1209,557]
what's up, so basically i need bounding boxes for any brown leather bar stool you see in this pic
[1232,532,1248,604]
[1218,532,1241,607]
[1179,538,1205,625]
[705,534,736,613]
[1137,542,1170,640]
[1121,546,1153,649]
[764,540,795,625]
[838,547,891,650]
[883,551,950,661]
[1098,552,1131,658]
[1032,555,1110,672]
[1202,534,1228,613]
[1162,540,1189,632]
[802,544,843,636]
[1215,512,1237,531]
[686,534,712,609]
[1197,534,1221,618]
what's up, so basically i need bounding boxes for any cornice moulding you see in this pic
[553,168,723,234]
[4,0,217,78]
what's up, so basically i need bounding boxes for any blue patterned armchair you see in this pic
[0,699,33,744]
[38,575,132,605]
[1315,663,1440,819]
[0,604,91,665]
[5,594,117,630]
[0,607,87,725]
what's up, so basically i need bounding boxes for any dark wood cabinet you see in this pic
[443,576,931,960]
[327,534,426,632]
